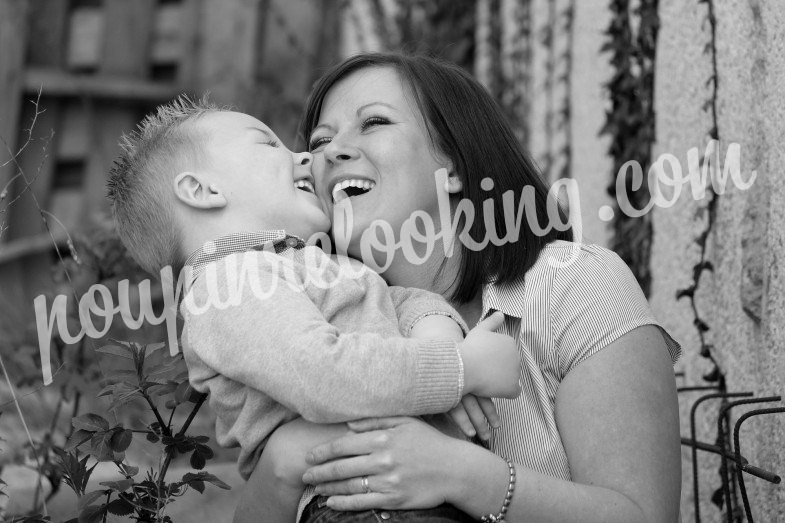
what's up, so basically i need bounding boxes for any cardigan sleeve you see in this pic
[181,251,463,423]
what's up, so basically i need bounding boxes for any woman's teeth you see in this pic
[294,180,315,193]
[332,179,376,203]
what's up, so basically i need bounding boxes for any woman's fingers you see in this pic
[346,416,411,433]
[304,429,382,465]
[303,455,373,484]
[313,476,369,496]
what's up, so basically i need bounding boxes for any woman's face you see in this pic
[309,67,451,260]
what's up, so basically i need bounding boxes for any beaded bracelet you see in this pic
[480,459,516,522]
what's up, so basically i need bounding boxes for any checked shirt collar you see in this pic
[182,231,306,292]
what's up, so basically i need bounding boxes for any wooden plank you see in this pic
[57,101,90,161]
[101,0,156,75]
[24,68,180,102]
[0,232,66,266]
[81,0,157,222]
[195,0,264,107]
[83,104,132,220]
[151,3,185,65]
[66,5,104,71]
[0,0,29,245]
[174,0,203,86]
[27,0,69,67]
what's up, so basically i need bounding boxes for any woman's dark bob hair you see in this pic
[301,53,573,304]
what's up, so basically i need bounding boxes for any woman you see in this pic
[297,53,682,522]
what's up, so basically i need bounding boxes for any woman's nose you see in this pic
[293,151,313,166]
[323,136,357,164]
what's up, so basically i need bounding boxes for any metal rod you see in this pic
[717,397,781,523]
[678,385,721,393]
[733,407,785,522]
[689,392,752,523]
[680,437,781,483]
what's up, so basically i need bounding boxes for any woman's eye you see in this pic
[361,116,389,131]
[264,139,280,147]
[309,136,331,152]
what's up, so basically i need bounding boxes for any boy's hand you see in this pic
[459,311,521,398]
[448,394,500,441]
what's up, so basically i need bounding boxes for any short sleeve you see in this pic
[550,245,681,379]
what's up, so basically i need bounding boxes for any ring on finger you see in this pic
[361,475,371,494]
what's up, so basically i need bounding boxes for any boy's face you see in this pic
[197,111,330,240]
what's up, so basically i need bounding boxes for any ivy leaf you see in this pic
[118,463,139,477]
[703,365,722,382]
[189,480,205,494]
[710,486,724,508]
[79,504,107,523]
[77,490,105,511]
[106,497,135,516]
[675,287,695,300]
[73,414,110,432]
[99,479,134,492]
[65,430,94,451]
[174,381,194,404]
[109,429,133,453]
[190,450,206,470]
[182,471,231,490]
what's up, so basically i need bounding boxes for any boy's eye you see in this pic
[309,136,331,152]
[361,116,389,131]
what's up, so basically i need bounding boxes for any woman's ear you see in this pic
[444,171,463,194]
[173,172,227,209]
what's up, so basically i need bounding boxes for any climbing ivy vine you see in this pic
[601,0,659,296]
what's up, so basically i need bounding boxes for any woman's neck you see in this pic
[380,250,450,293]
[453,292,484,329]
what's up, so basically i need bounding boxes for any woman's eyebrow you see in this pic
[356,102,395,115]
[312,102,397,134]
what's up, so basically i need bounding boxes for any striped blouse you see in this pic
[480,241,681,479]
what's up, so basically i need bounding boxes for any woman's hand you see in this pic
[301,416,472,511]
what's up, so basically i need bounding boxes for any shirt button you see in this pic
[379,512,391,520]
[286,238,298,247]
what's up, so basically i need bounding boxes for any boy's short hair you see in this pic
[107,95,223,277]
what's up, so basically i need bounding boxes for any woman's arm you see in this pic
[302,326,681,522]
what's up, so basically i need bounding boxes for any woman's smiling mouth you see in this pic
[331,178,376,203]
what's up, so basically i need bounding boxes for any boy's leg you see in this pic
[234,418,350,523]
[300,498,476,523]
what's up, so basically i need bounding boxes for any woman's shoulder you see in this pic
[527,241,681,368]
[529,240,634,286]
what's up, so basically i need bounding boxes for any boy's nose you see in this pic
[294,151,313,166]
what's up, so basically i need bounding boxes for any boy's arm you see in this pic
[184,252,518,423]
[184,251,460,423]
[234,419,350,523]
[387,285,469,337]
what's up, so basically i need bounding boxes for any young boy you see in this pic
[107,97,520,522]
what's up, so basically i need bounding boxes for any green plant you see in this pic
[53,340,227,523]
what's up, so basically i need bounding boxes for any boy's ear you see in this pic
[173,172,226,209]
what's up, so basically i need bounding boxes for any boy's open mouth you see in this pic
[294,180,316,194]
[331,179,376,204]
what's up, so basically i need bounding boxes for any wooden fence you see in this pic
[0,0,336,308]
